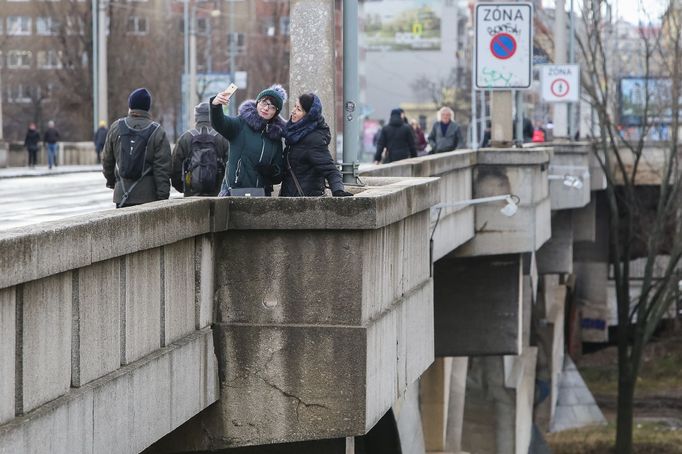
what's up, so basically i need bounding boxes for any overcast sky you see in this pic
[542,0,668,24]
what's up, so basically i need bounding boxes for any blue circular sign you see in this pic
[490,33,517,60]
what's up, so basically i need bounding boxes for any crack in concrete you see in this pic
[254,373,330,421]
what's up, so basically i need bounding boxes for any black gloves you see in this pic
[333,189,353,197]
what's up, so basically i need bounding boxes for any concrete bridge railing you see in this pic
[0,199,219,453]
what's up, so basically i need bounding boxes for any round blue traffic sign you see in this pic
[490,33,517,60]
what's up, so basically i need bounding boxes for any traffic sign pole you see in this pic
[554,0,568,139]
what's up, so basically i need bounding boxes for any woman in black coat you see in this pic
[280,93,352,197]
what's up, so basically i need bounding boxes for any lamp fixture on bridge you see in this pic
[548,174,584,189]
[431,194,520,218]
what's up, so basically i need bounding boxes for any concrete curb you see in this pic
[0,166,102,179]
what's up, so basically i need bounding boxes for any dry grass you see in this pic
[547,421,682,454]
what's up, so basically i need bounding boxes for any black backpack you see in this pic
[117,119,159,180]
[183,127,222,195]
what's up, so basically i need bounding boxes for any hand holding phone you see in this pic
[212,83,238,106]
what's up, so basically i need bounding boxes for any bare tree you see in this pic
[576,1,682,452]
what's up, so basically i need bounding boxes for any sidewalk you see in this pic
[0,165,102,179]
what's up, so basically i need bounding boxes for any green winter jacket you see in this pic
[209,98,284,194]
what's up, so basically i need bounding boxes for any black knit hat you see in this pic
[299,93,314,113]
[128,88,152,111]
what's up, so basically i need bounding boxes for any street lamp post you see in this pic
[342,0,360,184]
[189,3,198,126]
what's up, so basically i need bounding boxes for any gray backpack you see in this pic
[183,127,223,195]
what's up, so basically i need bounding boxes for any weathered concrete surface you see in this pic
[551,356,606,432]
[196,235,214,329]
[0,329,217,454]
[0,287,15,424]
[536,211,574,274]
[290,0,336,156]
[456,148,552,257]
[419,357,469,453]
[163,239,196,344]
[533,275,567,432]
[20,273,72,414]
[123,248,161,364]
[461,347,538,454]
[434,254,523,356]
[548,143,591,210]
[73,259,121,387]
[153,179,437,449]
[0,198,212,291]
[394,381,427,454]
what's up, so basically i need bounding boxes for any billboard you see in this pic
[363,0,442,51]
[619,77,682,126]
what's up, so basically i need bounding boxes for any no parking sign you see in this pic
[474,2,533,90]
[541,64,580,102]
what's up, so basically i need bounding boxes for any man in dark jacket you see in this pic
[24,123,41,168]
[428,106,461,154]
[94,121,108,164]
[373,108,417,164]
[43,120,60,169]
[171,102,229,196]
[102,88,171,208]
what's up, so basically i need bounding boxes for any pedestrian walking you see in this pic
[94,121,108,164]
[210,84,286,196]
[43,120,60,169]
[171,102,229,196]
[428,107,461,154]
[102,88,172,208]
[409,119,427,156]
[280,93,351,197]
[373,108,416,164]
[24,123,40,168]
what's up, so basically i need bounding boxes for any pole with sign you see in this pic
[474,2,533,146]
[541,64,580,103]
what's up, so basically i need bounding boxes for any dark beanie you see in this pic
[390,108,402,117]
[299,93,314,113]
[256,84,287,112]
[128,88,152,111]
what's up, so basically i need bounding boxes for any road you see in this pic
[0,171,180,232]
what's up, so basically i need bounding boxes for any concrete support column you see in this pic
[491,91,513,147]
[420,358,453,451]
[290,0,337,157]
[553,0,568,138]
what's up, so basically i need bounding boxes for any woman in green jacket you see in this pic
[210,84,286,196]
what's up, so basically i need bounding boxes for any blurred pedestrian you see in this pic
[409,119,427,155]
[94,121,108,164]
[43,120,60,169]
[171,102,229,196]
[24,123,40,168]
[280,93,351,197]
[102,88,172,208]
[428,107,461,154]
[373,108,416,164]
[210,84,286,196]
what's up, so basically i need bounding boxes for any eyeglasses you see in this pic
[258,99,277,112]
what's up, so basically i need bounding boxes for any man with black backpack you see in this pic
[102,88,171,208]
[171,102,228,196]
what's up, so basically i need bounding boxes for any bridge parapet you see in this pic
[155,176,439,450]
[0,199,219,453]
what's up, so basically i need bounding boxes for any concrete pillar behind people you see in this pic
[491,91,514,147]
[289,0,337,157]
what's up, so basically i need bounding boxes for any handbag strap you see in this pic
[286,153,305,197]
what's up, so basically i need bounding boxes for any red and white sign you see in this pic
[541,65,580,103]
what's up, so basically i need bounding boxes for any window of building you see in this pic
[37,50,62,69]
[66,16,85,35]
[7,50,32,69]
[279,16,290,36]
[127,16,148,35]
[8,84,32,104]
[7,16,32,36]
[227,32,246,55]
[36,84,55,100]
[37,17,60,36]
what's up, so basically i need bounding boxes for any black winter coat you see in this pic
[280,120,344,197]
[24,130,40,151]
[374,113,416,163]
